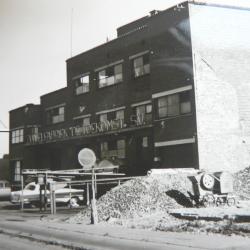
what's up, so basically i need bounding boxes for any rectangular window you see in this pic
[75,117,90,127]
[14,161,21,182]
[100,142,108,158]
[31,127,39,135]
[98,64,123,88]
[46,106,65,125]
[134,103,152,124]
[74,74,89,95]
[157,91,191,119]
[100,139,125,159]
[11,129,24,144]
[142,137,148,148]
[116,110,124,120]
[133,54,150,78]
[168,94,180,116]
[180,91,192,114]
[99,113,108,123]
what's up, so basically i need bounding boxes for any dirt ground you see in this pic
[67,167,250,237]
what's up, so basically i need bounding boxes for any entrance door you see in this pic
[49,148,62,170]
[134,136,152,175]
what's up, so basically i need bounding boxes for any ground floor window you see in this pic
[100,139,125,159]
[14,161,21,181]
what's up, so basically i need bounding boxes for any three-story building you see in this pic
[9,1,250,187]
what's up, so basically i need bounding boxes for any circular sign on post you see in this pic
[78,148,96,168]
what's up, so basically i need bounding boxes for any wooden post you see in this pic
[50,182,53,214]
[50,182,56,215]
[94,173,97,195]
[53,188,56,214]
[91,167,98,224]
[86,183,90,206]
[21,175,24,211]
[69,183,72,209]
[39,185,42,212]
[44,174,47,211]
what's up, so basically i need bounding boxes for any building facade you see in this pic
[9,1,250,187]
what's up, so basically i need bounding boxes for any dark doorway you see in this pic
[159,143,195,168]
[49,148,62,170]
[134,136,153,175]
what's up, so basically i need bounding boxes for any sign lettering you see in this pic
[27,114,148,144]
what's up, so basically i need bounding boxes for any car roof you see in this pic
[0,180,9,183]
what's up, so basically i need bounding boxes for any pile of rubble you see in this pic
[69,170,194,224]
[234,166,250,200]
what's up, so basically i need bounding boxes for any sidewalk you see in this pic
[1,215,250,250]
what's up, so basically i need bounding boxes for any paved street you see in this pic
[0,233,65,250]
[1,201,250,250]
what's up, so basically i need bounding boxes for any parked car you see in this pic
[0,180,11,201]
[10,182,84,206]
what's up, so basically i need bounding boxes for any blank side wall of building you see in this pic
[190,3,250,172]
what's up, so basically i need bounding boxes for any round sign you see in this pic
[78,148,96,168]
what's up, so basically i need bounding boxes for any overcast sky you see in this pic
[0,0,250,158]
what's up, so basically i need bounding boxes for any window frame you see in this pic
[99,113,108,123]
[133,103,152,124]
[98,63,123,88]
[132,53,150,78]
[11,128,24,144]
[74,116,91,127]
[46,105,65,125]
[74,74,90,95]
[14,161,21,182]
[115,109,124,121]
[100,139,126,159]
[157,91,192,119]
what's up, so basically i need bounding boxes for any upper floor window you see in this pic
[99,113,108,123]
[11,129,24,144]
[157,91,191,119]
[133,103,152,124]
[99,109,125,123]
[115,110,124,120]
[133,53,150,78]
[46,106,65,125]
[98,64,123,88]
[74,74,89,95]
[31,126,39,135]
[74,116,91,127]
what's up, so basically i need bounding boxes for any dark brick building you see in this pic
[9,2,199,186]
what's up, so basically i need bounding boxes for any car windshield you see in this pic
[24,184,36,191]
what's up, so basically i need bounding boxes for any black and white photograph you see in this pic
[1,0,250,249]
